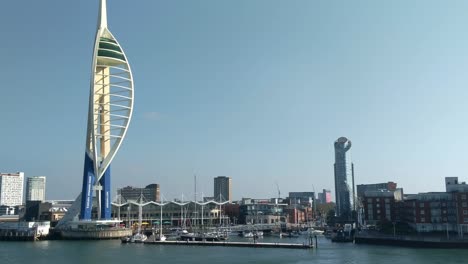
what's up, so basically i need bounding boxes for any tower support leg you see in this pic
[80,153,95,220]
[100,165,111,220]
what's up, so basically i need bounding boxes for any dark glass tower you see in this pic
[334,137,355,220]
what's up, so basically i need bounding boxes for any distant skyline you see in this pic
[2,1,468,201]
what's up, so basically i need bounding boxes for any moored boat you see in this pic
[121,233,147,243]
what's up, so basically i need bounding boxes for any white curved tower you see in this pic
[80,0,134,220]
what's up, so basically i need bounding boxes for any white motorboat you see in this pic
[134,233,148,243]
[121,233,148,243]
[311,229,324,236]
[253,230,263,238]
[155,234,166,241]
[242,231,254,238]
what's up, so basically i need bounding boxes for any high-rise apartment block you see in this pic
[288,192,315,205]
[26,176,46,202]
[0,172,24,206]
[214,176,232,202]
[117,184,160,202]
[334,137,355,220]
[318,189,332,204]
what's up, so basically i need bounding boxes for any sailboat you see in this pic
[122,193,147,243]
[155,200,166,241]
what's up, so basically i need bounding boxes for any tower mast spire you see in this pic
[98,0,108,29]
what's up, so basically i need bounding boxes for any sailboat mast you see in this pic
[160,200,163,237]
[138,204,142,234]
[219,193,222,225]
[194,174,197,227]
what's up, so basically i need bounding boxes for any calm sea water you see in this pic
[1,236,468,264]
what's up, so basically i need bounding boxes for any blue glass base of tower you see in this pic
[80,153,95,220]
[80,153,112,220]
[100,165,111,220]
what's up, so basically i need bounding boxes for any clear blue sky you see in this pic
[2,0,468,201]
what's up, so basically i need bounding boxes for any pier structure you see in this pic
[143,240,313,249]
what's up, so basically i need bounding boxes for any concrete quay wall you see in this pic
[0,229,36,241]
[61,229,132,240]
[355,235,468,248]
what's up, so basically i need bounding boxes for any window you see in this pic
[421,218,425,222]
[462,194,467,200]
[464,218,468,223]
[376,204,380,208]
[463,210,468,215]
[376,198,380,202]
[367,198,372,203]
[463,202,467,207]
[385,198,390,203]
[377,209,381,214]
[420,210,425,215]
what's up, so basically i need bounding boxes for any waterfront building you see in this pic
[318,189,332,204]
[25,200,74,222]
[223,203,240,224]
[356,182,397,198]
[203,196,215,202]
[284,208,306,224]
[0,172,24,207]
[333,137,355,220]
[79,0,134,221]
[0,206,17,216]
[239,198,286,225]
[214,176,232,202]
[117,184,160,202]
[26,176,46,202]
[362,189,403,225]
[453,192,468,226]
[111,200,231,227]
[402,192,456,233]
[445,177,468,192]
[360,177,468,236]
[288,192,315,206]
[356,182,397,227]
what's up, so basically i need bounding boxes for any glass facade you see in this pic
[334,137,355,219]
[26,176,46,202]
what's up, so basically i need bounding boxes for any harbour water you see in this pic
[1,236,468,264]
